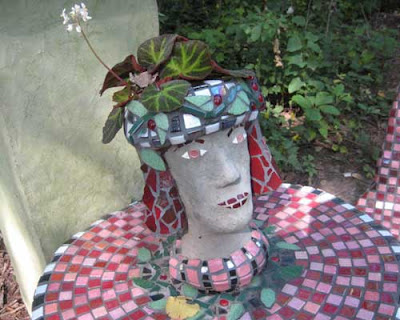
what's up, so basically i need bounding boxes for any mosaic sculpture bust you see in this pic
[98,34,282,292]
[124,78,281,293]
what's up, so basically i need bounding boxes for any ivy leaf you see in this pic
[279,265,304,280]
[133,278,154,289]
[100,55,143,95]
[260,288,276,308]
[315,92,334,106]
[149,298,167,310]
[140,149,166,171]
[292,16,306,26]
[138,247,152,262]
[102,108,124,144]
[287,35,302,52]
[287,54,306,68]
[291,95,311,109]
[288,77,305,94]
[112,87,131,103]
[305,108,322,121]
[161,40,213,80]
[138,34,178,72]
[250,25,262,42]
[319,120,329,138]
[141,80,191,112]
[320,105,340,115]
[211,61,255,78]
[182,284,198,299]
[227,303,245,320]
[276,241,301,250]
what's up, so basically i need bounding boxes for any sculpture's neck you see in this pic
[180,218,252,260]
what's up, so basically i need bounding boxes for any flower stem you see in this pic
[79,23,128,86]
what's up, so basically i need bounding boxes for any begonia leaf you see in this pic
[141,80,191,112]
[112,86,131,103]
[102,108,124,144]
[211,60,255,78]
[140,149,166,171]
[138,34,178,72]
[160,40,213,80]
[100,55,143,95]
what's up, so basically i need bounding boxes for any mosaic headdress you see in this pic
[101,34,282,234]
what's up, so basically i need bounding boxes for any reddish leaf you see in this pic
[100,55,142,95]
[211,60,255,78]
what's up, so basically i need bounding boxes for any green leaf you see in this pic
[138,247,152,262]
[138,34,178,72]
[212,61,255,78]
[229,91,250,115]
[133,278,154,289]
[182,284,198,299]
[141,80,191,112]
[291,95,311,109]
[140,149,166,171]
[185,96,214,112]
[279,265,303,280]
[307,41,321,53]
[102,108,124,144]
[127,100,148,117]
[320,105,340,115]
[287,54,306,68]
[305,108,322,121]
[292,16,306,26]
[287,35,302,52]
[251,25,262,42]
[161,40,213,80]
[149,298,167,310]
[288,77,305,94]
[315,92,334,106]
[276,241,301,250]
[260,288,276,308]
[227,303,245,320]
[154,113,169,130]
[264,225,276,234]
[112,87,130,103]
[318,120,329,139]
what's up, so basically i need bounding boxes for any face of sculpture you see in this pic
[164,126,253,234]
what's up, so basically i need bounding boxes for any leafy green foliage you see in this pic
[161,40,213,79]
[138,34,178,72]
[141,80,191,112]
[102,108,124,144]
[159,0,398,174]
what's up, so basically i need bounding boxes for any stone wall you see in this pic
[0,0,158,310]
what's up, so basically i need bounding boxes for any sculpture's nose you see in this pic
[215,154,241,188]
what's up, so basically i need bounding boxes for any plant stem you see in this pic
[325,0,335,36]
[305,0,312,30]
[79,23,128,86]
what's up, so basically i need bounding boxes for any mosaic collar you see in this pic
[168,226,269,293]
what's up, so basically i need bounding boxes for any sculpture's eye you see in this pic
[232,132,247,144]
[182,149,207,159]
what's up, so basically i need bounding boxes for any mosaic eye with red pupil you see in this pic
[258,94,264,102]
[188,149,200,159]
[237,134,244,143]
[251,102,257,110]
[213,94,222,106]
[252,83,259,91]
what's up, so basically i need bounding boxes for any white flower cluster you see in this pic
[61,3,92,33]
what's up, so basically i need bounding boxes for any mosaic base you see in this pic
[32,184,400,320]
[357,90,400,239]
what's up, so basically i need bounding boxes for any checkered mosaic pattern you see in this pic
[169,227,268,293]
[357,90,400,239]
[32,184,400,320]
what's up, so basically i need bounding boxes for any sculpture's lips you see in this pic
[218,192,249,209]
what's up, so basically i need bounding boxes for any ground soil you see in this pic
[0,12,399,320]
